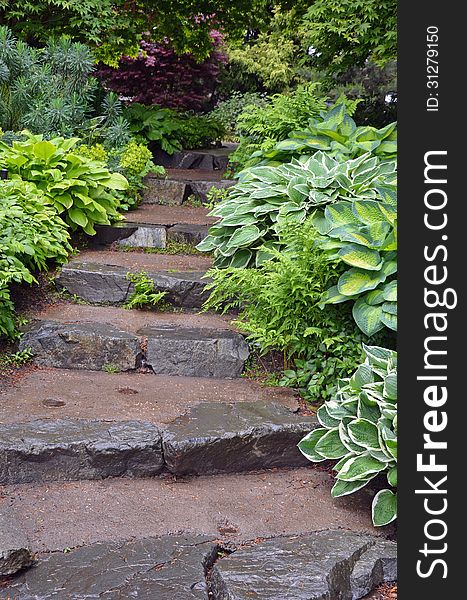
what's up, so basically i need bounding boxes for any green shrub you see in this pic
[198,151,396,268]
[299,344,397,527]
[124,103,226,153]
[0,179,71,337]
[0,27,129,144]
[0,133,128,234]
[229,84,328,171]
[250,104,397,168]
[316,189,397,336]
[209,92,268,140]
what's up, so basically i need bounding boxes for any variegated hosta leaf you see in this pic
[314,428,348,459]
[338,244,383,270]
[297,429,328,462]
[347,419,381,451]
[352,298,385,336]
[372,489,397,526]
[331,477,374,498]
[337,453,388,482]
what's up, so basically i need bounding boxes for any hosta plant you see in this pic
[315,188,397,336]
[299,344,397,527]
[198,151,396,268]
[0,133,128,234]
[251,104,397,168]
[0,179,71,338]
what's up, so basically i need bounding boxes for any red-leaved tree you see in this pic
[97,32,227,112]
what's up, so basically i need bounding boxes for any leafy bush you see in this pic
[203,221,377,399]
[316,190,397,336]
[209,92,268,140]
[174,115,226,150]
[124,103,225,153]
[251,104,397,168]
[198,152,396,268]
[299,344,397,527]
[97,34,227,112]
[0,27,129,143]
[124,272,167,309]
[0,179,71,337]
[0,133,128,234]
[229,84,328,171]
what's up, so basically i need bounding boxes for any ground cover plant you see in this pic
[299,344,397,527]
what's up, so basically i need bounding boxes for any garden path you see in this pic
[0,153,395,598]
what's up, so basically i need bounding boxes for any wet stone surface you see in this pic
[210,531,397,600]
[57,263,210,308]
[19,321,141,372]
[0,505,35,576]
[141,325,250,378]
[163,401,317,475]
[2,535,217,600]
[0,419,163,485]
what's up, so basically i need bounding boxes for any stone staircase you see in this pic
[0,148,396,598]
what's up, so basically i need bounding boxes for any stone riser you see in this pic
[19,320,249,379]
[142,176,234,206]
[0,401,317,485]
[2,532,396,600]
[56,264,210,308]
[92,222,209,248]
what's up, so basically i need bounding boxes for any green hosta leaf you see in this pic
[196,236,218,252]
[372,489,397,526]
[298,429,328,462]
[382,301,397,315]
[382,280,397,302]
[385,438,398,460]
[315,427,348,459]
[68,208,88,228]
[331,477,373,498]
[350,364,374,390]
[325,203,358,229]
[365,289,385,306]
[348,419,381,451]
[221,214,258,227]
[319,285,358,308]
[387,467,398,487]
[384,373,397,401]
[103,173,129,190]
[381,310,398,331]
[338,269,385,296]
[352,200,384,225]
[225,225,263,249]
[338,453,387,481]
[317,405,340,428]
[357,396,382,423]
[229,249,253,268]
[33,141,57,162]
[352,298,384,336]
[338,244,383,271]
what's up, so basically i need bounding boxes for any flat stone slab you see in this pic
[92,222,166,248]
[163,401,317,475]
[142,177,189,205]
[0,419,163,485]
[188,179,233,202]
[118,204,216,227]
[141,325,249,378]
[211,531,397,600]
[1,504,35,576]
[19,321,142,372]
[0,369,300,425]
[56,262,210,308]
[2,535,216,599]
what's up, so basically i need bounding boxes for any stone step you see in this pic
[92,205,216,248]
[0,401,316,485]
[0,468,387,553]
[0,368,301,425]
[152,144,237,171]
[143,172,234,205]
[1,504,35,576]
[57,261,210,308]
[19,319,249,378]
[1,531,396,600]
